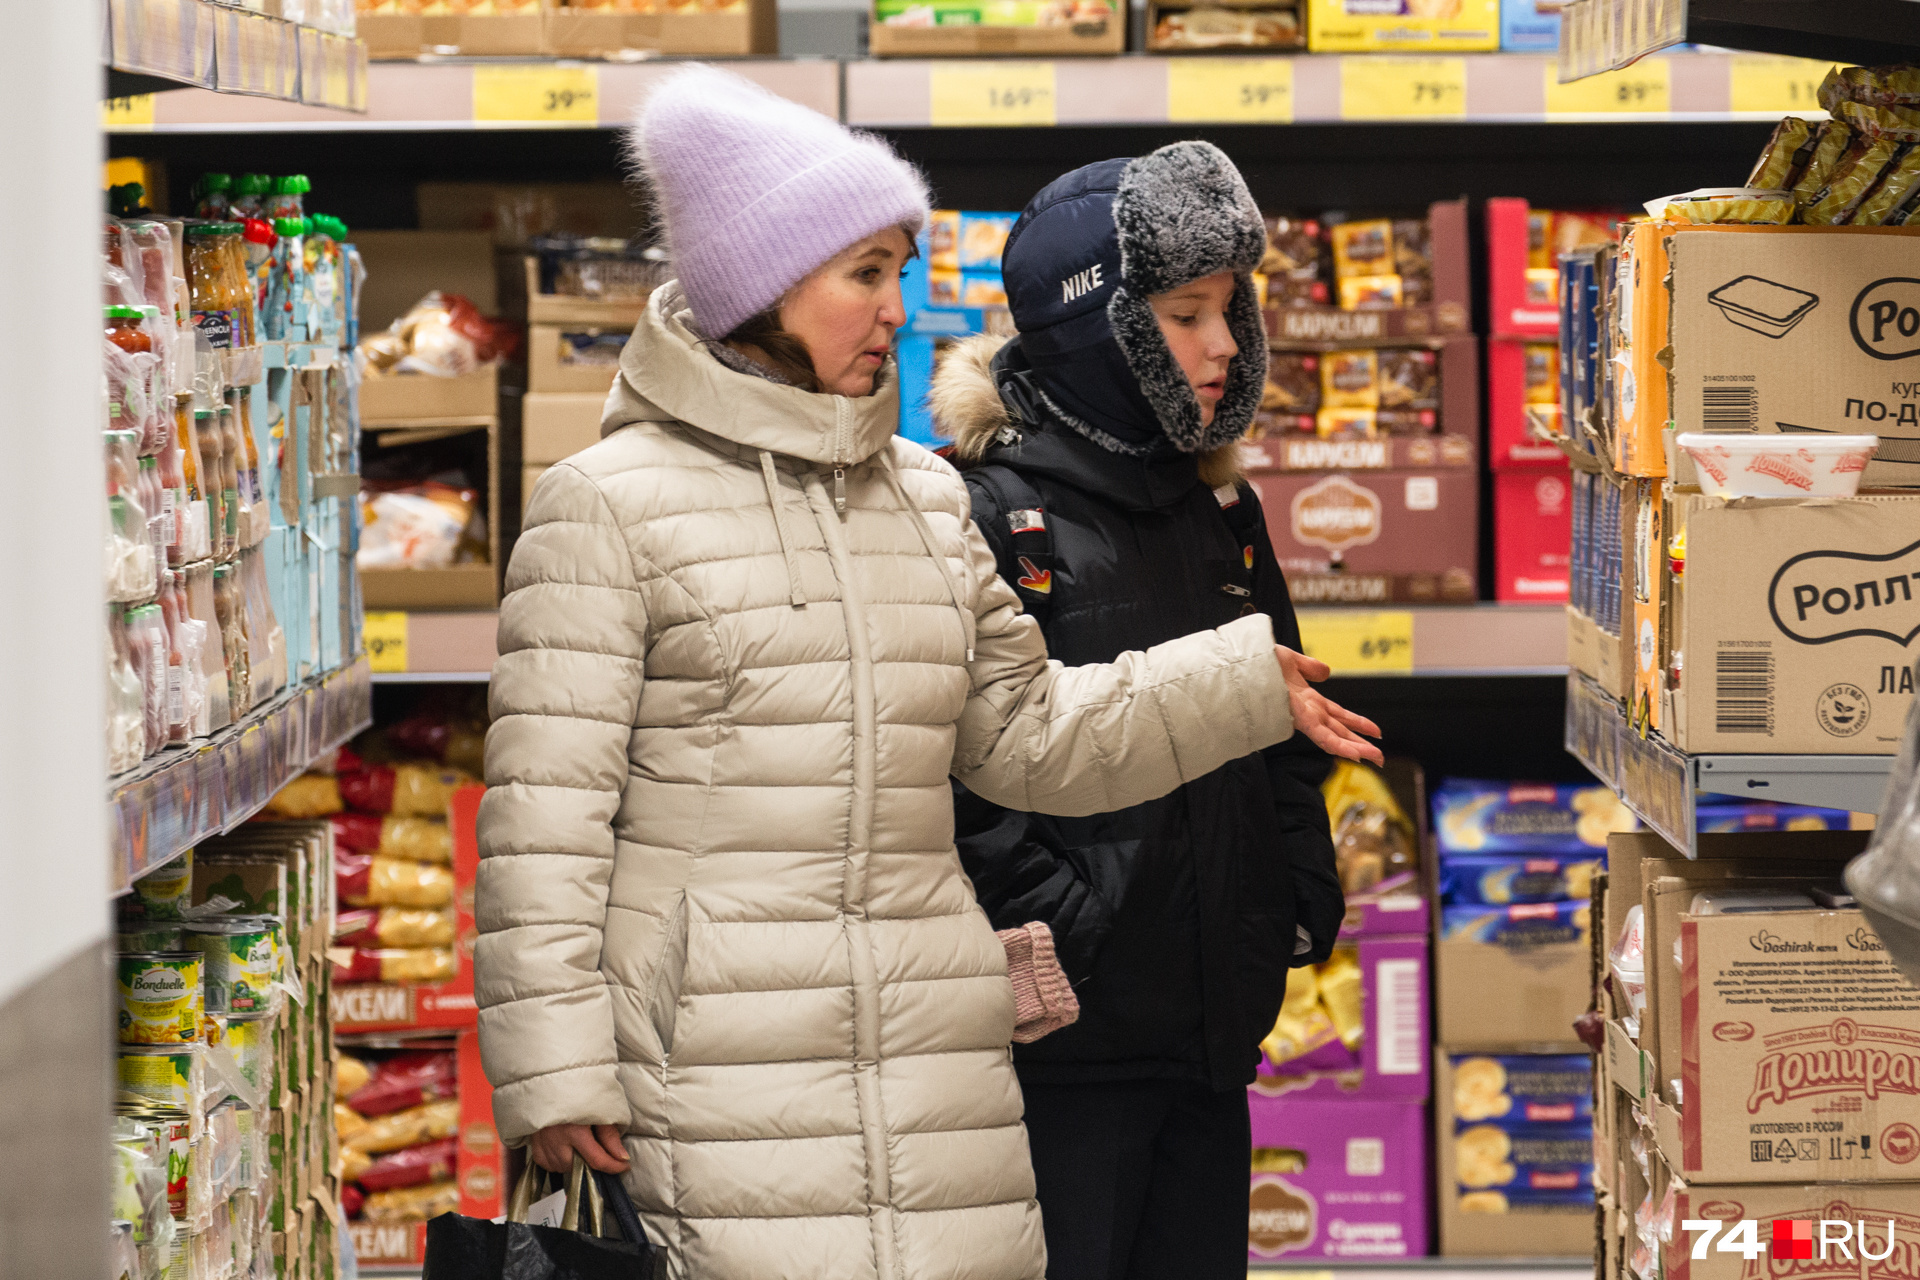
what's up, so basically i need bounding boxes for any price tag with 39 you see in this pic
[473,64,599,127]
[929,62,1057,127]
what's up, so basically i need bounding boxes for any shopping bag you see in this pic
[1846,655,1920,986]
[422,1152,663,1280]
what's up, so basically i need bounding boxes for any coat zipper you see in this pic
[832,397,850,517]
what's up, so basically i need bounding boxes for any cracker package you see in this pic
[1320,349,1378,408]
[1376,348,1438,410]
[1452,1123,1594,1197]
[1331,219,1393,278]
[1432,779,1635,855]
[1440,900,1590,948]
[1450,1054,1593,1125]
[1804,134,1907,224]
[1263,353,1321,414]
[1438,855,1601,906]
[1746,116,1816,190]
[1788,121,1858,215]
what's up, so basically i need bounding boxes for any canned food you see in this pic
[119,927,185,953]
[118,952,203,1045]
[184,917,279,1015]
[117,1046,200,1115]
[130,849,193,922]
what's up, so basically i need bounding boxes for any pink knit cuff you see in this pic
[997,922,1080,1044]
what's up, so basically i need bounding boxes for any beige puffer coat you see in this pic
[477,287,1297,1280]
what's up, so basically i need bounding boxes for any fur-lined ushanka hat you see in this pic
[999,141,1269,455]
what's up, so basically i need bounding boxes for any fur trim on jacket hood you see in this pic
[934,333,1248,490]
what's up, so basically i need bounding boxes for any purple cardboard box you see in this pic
[1256,893,1431,1101]
[1247,1093,1430,1262]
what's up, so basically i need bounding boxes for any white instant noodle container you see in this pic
[1675,432,1879,498]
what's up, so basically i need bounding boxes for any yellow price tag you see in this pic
[1297,610,1415,675]
[1340,58,1467,120]
[103,95,156,130]
[363,611,409,674]
[1545,61,1671,115]
[929,62,1056,127]
[473,64,598,127]
[1729,56,1837,114]
[1167,59,1293,123]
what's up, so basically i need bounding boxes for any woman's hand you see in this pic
[529,1123,631,1175]
[1274,646,1384,765]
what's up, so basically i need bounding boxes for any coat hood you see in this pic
[934,333,1248,492]
[605,282,901,468]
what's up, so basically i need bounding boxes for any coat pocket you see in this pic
[643,895,689,1059]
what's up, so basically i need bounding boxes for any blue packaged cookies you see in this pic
[1433,779,1635,856]
[1451,1054,1593,1125]
[1439,855,1603,906]
[1441,901,1590,948]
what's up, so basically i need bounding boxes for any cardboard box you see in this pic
[1307,0,1500,49]
[1436,902,1592,1048]
[1247,1093,1429,1261]
[527,324,625,396]
[1249,467,1478,604]
[546,0,778,55]
[1650,488,1920,754]
[1434,1052,1594,1256]
[1487,198,1559,338]
[332,786,483,1034]
[349,231,499,336]
[1255,895,1431,1100]
[1243,430,1477,472]
[1610,219,1673,478]
[521,257,651,329]
[522,465,551,518]
[1494,467,1573,603]
[357,12,547,58]
[869,12,1125,55]
[1499,0,1561,50]
[1146,0,1304,51]
[523,392,605,466]
[419,184,638,250]
[358,367,498,425]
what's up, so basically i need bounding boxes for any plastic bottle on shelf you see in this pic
[139,456,165,597]
[105,305,152,440]
[266,219,306,341]
[194,174,233,220]
[126,603,165,757]
[211,564,251,719]
[157,572,190,744]
[232,174,272,222]
[186,227,235,352]
[174,400,208,564]
[193,409,228,562]
[267,175,310,225]
[242,219,276,331]
[106,608,144,774]
[216,404,244,554]
[229,392,264,540]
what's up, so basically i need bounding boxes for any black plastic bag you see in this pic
[423,1154,662,1280]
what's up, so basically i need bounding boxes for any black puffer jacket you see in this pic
[939,335,1345,1090]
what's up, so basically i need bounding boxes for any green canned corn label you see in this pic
[117,953,202,1045]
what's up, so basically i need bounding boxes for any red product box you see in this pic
[1254,894,1431,1101]
[1487,337,1567,469]
[348,1029,503,1268]
[1487,197,1560,339]
[332,784,484,1033]
[1493,469,1572,604]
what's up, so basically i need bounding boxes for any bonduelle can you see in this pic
[129,849,193,922]
[184,917,279,1015]
[117,952,203,1045]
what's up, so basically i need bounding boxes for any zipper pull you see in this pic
[833,468,846,516]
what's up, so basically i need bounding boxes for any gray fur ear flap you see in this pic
[1113,141,1267,295]
[1107,275,1270,454]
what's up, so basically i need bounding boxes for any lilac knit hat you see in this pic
[629,65,931,341]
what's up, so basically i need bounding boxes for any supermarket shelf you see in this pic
[108,658,372,893]
[101,49,1838,132]
[105,0,368,111]
[366,610,500,681]
[105,55,834,131]
[1559,0,1920,81]
[1564,672,1891,858]
[1301,603,1568,678]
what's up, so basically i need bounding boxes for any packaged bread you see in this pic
[331,813,453,864]
[360,1181,461,1224]
[336,852,455,909]
[343,1098,461,1156]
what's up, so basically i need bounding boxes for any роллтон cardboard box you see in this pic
[1649,489,1920,754]
[1247,1092,1429,1261]
[1250,467,1477,604]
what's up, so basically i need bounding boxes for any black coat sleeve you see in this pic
[951,474,1115,984]
[1242,484,1346,967]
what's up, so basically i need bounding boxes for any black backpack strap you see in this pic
[964,464,1056,632]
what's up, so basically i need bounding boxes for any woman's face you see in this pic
[778,227,914,397]
[1148,271,1240,427]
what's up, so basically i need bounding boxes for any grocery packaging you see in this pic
[1674,432,1878,498]
[1434,1051,1595,1255]
[1250,468,1478,604]
[1307,0,1499,50]
[1434,779,1635,856]
[1246,1092,1429,1260]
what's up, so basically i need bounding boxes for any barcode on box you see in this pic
[1374,958,1422,1075]
[1715,650,1775,735]
[1702,386,1757,430]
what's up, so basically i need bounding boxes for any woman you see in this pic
[934,144,1358,1280]
[476,68,1380,1280]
